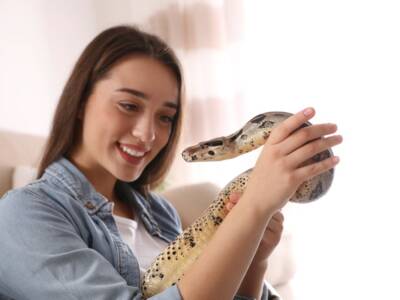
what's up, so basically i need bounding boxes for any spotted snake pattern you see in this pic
[141,111,334,298]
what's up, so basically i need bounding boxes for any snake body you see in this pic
[141,111,334,298]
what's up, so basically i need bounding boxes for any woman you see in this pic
[0,25,342,299]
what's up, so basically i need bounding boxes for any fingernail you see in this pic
[303,107,314,116]
[329,123,337,129]
[333,156,340,163]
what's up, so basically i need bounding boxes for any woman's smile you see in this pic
[116,142,149,166]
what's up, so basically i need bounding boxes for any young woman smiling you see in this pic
[0,25,342,300]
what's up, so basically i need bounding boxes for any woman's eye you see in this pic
[160,115,175,124]
[119,103,138,112]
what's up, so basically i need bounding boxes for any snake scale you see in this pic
[141,111,334,298]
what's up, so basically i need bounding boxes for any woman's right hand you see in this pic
[178,108,341,300]
[244,107,342,213]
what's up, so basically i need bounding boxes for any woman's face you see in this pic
[73,55,179,183]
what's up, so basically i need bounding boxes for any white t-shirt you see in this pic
[113,215,169,276]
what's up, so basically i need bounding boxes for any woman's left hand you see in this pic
[226,193,284,298]
[226,192,284,263]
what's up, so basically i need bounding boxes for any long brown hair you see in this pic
[37,25,184,196]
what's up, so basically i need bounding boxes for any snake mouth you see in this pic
[181,150,191,161]
[181,149,197,162]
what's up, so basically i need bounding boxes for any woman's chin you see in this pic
[113,167,143,183]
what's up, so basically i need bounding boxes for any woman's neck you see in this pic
[68,156,115,201]
[68,152,135,219]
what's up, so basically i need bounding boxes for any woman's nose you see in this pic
[131,115,156,145]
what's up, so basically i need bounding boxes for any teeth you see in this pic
[120,145,146,157]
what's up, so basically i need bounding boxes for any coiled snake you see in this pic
[141,111,334,298]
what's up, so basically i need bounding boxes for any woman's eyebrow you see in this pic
[115,87,178,110]
[164,102,178,110]
[116,87,148,99]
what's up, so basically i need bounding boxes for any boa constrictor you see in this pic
[142,111,334,298]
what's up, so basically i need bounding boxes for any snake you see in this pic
[141,111,334,298]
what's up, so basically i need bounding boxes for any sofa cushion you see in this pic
[0,130,46,167]
[0,166,13,197]
[12,165,38,189]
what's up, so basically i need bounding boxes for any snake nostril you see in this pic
[208,150,215,156]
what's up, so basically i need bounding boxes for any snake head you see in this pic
[182,138,231,162]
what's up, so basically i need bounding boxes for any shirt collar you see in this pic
[115,182,161,234]
[44,157,110,214]
[43,157,161,233]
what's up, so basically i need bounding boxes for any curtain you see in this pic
[138,0,248,186]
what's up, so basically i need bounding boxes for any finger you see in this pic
[268,107,315,145]
[226,202,234,211]
[272,211,284,223]
[266,218,284,233]
[228,192,241,204]
[288,135,342,168]
[226,192,242,212]
[295,155,340,181]
[280,123,338,155]
[266,212,284,232]
[269,212,284,228]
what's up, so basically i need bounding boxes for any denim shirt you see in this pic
[0,158,271,300]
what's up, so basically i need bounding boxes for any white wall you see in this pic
[241,1,400,299]
[1,0,90,135]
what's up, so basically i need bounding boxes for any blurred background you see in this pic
[1,0,399,299]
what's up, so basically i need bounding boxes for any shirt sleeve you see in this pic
[234,284,267,300]
[234,280,282,300]
[0,189,181,300]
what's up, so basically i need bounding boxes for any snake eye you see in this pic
[258,120,275,129]
[229,129,243,142]
[208,150,215,156]
[249,113,266,123]
[202,140,223,147]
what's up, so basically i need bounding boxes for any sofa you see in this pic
[0,129,296,299]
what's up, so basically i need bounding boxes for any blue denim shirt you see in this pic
[0,158,271,300]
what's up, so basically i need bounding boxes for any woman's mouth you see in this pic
[116,142,147,165]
